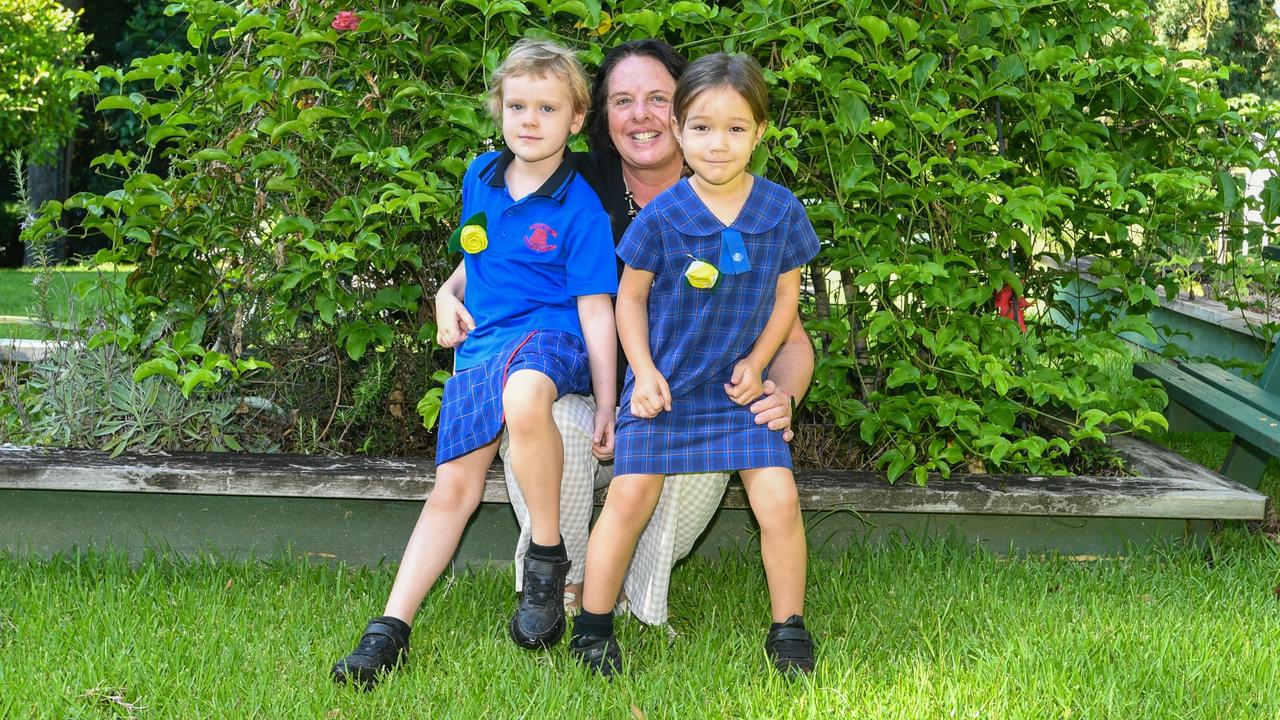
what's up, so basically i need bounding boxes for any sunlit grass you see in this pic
[2,532,1279,719]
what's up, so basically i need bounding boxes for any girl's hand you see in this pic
[725,359,763,406]
[631,370,672,418]
[591,406,615,461]
[435,292,475,348]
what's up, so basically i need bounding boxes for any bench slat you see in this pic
[1134,362,1280,458]
[0,446,1265,520]
[1177,362,1280,418]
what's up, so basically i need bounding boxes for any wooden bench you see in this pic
[1133,244,1280,489]
[0,433,1266,563]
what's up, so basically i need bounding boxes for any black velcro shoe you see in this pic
[331,616,411,690]
[765,615,815,676]
[508,555,571,649]
[569,632,622,678]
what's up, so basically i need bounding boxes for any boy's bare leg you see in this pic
[580,473,665,614]
[739,467,806,622]
[383,438,500,623]
[503,369,563,546]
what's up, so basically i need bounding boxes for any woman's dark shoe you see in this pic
[509,556,571,648]
[569,632,622,677]
[331,616,411,690]
[765,615,815,676]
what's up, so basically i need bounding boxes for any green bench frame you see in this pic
[1133,245,1280,489]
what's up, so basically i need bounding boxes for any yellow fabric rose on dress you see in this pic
[684,259,720,289]
[459,225,487,253]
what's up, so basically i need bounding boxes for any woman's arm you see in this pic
[725,268,802,405]
[434,261,474,347]
[750,316,815,440]
[617,266,671,417]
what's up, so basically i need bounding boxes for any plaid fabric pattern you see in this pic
[614,176,820,475]
[435,330,589,465]
[502,393,600,590]
[623,471,730,625]
[504,397,732,606]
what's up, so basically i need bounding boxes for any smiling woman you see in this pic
[501,40,817,633]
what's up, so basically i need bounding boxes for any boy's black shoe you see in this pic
[569,632,622,678]
[509,556,571,648]
[331,616,411,690]
[765,615,815,676]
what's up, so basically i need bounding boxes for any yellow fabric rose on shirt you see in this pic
[459,225,487,253]
[448,212,488,254]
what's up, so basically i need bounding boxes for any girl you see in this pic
[569,52,820,677]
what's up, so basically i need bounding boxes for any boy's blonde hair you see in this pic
[487,39,591,122]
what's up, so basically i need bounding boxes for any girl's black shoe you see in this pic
[509,556,571,648]
[331,616,411,690]
[765,615,815,676]
[569,632,622,677]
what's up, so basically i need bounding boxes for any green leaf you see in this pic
[132,358,179,383]
[180,368,220,398]
[1217,170,1239,211]
[858,16,891,45]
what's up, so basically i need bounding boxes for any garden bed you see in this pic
[0,433,1265,563]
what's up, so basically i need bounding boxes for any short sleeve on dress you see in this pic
[616,208,663,274]
[566,208,621,296]
[781,196,821,272]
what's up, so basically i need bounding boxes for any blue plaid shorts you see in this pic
[435,330,590,464]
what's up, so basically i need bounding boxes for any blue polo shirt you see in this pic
[455,149,618,370]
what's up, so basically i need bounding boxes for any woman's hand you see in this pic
[725,359,763,405]
[750,380,795,442]
[630,369,672,418]
[591,406,615,461]
[435,292,475,348]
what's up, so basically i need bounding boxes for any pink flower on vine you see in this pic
[331,11,360,31]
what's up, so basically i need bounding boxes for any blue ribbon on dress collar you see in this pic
[718,228,751,275]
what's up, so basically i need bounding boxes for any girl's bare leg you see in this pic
[580,473,665,615]
[739,467,806,621]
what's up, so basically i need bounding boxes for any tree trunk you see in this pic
[23,0,82,266]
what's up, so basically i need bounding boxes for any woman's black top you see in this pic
[573,149,638,400]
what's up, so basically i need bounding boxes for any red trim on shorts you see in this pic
[498,331,538,424]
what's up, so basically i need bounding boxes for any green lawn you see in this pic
[0,267,124,339]
[2,529,1278,719]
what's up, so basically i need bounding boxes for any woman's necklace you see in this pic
[623,186,639,219]
[623,165,689,219]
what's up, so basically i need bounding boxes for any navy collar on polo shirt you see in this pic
[478,148,577,204]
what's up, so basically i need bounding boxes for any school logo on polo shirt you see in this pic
[523,223,558,253]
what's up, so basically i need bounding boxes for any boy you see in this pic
[331,39,617,690]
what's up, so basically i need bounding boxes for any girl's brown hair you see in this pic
[672,52,769,125]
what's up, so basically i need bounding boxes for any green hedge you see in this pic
[18,0,1279,475]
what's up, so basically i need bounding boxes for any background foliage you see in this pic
[10,0,1280,479]
[0,0,87,161]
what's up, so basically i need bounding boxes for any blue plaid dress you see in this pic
[613,177,820,475]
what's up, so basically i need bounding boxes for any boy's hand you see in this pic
[435,292,475,348]
[591,406,615,461]
[750,380,795,442]
[631,370,672,418]
[725,359,763,406]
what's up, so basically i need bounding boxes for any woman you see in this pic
[435,39,814,626]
